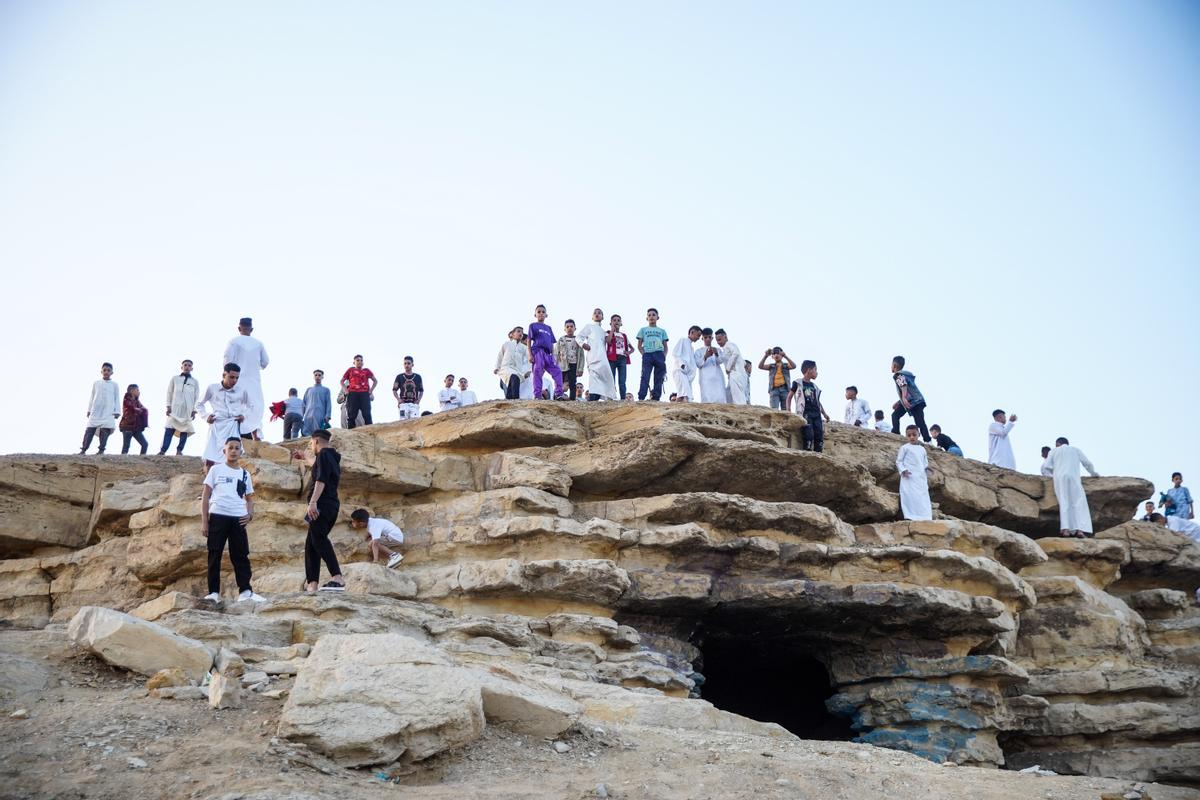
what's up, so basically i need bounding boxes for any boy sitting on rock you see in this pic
[349,508,405,569]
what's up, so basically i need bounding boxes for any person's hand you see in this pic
[307,502,319,520]
[823,414,831,422]
[190,412,196,419]
[291,450,305,461]
[235,415,245,422]
[207,414,217,424]
[764,349,771,356]
[1010,414,1018,422]
[854,421,862,427]
[901,470,912,478]
[369,393,375,401]
[892,402,901,411]
[493,369,499,375]
[582,343,591,351]
[239,512,253,525]
[166,407,171,416]
[200,524,209,538]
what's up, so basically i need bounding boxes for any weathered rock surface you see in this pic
[67,606,214,682]
[1,403,1194,788]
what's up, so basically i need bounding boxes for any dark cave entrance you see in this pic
[695,634,856,741]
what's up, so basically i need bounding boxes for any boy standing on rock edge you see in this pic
[294,429,346,593]
[201,437,263,603]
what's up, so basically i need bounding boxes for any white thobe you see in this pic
[897,443,932,521]
[1166,516,1200,544]
[875,420,891,433]
[86,379,120,429]
[438,388,460,411]
[165,374,200,434]
[987,421,1017,470]
[222,335,269,434]
[694,345,726,403]
[459,390,478,406]
[1042,445,1097,533]
[1040,459,1053,477]
[721,342,749,404]
[495,342,526,386]
[196,382,250,462]
[579,323,618,400]
[517,346,535,399]
[671,338,697,399]
[845,398,872,428]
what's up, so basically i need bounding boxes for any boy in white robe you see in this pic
[1149,512,1200,545]
[1041,437,1098,537]
[987,409,1018,470]
[874,410,890,432]
[715,329,748,404]
[844,386,872,428]
[694,328,726,403]
[579,308,618,401]
[81,362,120,454]
[494,327,528,399]
[671,326,702,401]
[197,364,250,467]
[438,375,461,411]
[159,359,200,455]
[897,425,933,521]
[457,378,478,406]
[1039,446,1053,477]
[222,317,269,439]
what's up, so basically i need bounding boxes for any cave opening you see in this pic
[695,634,856,741]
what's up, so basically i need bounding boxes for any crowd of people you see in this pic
[78,312,1198,603]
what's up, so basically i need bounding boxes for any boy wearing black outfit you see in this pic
[201,437,263,603]
[791,360,831,452]
[295,429,346,593]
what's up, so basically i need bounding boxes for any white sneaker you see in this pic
[202,592,220,603]
[387,553,404,569]
[238,590,265,603]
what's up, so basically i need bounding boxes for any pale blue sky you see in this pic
[1,2,1196,513]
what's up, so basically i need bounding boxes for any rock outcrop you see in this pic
[1,401,1194,788]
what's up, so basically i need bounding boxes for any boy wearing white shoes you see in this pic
[350,508,405,568]
[201,437,263,603]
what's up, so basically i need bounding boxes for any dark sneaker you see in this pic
[318,581,346,592]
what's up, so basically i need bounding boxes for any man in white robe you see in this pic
[896,426,932,521]
[671,326,702,401]
[715,330,748,404]
[844,386,872,428]
[1041,437,1098,537]
[196,364,250,467]
[987,409,1018,470]
[578,308,618,401]
[458,377,478,406]
[1152,513,1200,545]
[222,317,269,439]
[158,359,200,455]
[693,328,726,403]
[81,362,120,454]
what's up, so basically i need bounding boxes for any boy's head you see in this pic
[459,377,469,390]
[646,308,659,324]
[509,326,523,340]
[1041,446,1051,457]
[349,508,370,529]
[1055,437,1069,446]
[180,360,193,374]
[101,362,114,378]
[592,307,603,323]
[403,356,414,371]
[221,363,241,388]
[744,360,752,374]
[1145,501,1155,513]
[310,428,331,453]
[610,314,622,328]
[905,425,919,443]
[1172,472,1183,486]
[313,369,324,383]
[353,354,364,367]
[443,374,454,387]
[1149,512,1167,526]
[576,382,584,394]
[701,327,713,345]
[288,388,298,397]
[687,325,702,341]
[771,346,783,363]
[564,319,576,335]
[714,328,727,346]
[126,384,140,396]
[930,424,942,436]
[892,355,906,373]
[992,409,1006,423]
[874,409,885,421]
[238,317,253,335]
[801,360,817,378]
[222,437,242,462]
[845,385,857,399]
[535,304,547,321]
[625,392,633,400]
[669,393,678,402]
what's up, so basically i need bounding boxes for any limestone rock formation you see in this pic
[1,401,1196,791]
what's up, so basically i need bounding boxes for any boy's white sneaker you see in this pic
[386,553,404,569]
[238,590,265,603]
[202,592,220,603]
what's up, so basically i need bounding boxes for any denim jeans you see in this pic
[638,351,666,400]
[80,427,113,454]
[610,357,628,398]
[947,446,964,457]
[801,413,825,452]
[768,386,789,410]
[120,431,149,454]
[159,428,189,455]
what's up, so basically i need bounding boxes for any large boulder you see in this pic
[278,633,484,766]
[66,606,214,681]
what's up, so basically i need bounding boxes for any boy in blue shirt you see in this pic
[636,308,669,401]
[1161,472,1194,520]
[529,305,566,400]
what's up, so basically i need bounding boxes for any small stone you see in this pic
[775,778,792,786]
[9,709,29,719]
[91,764,104,772]
[942,761,958,767]
[595,784,610,798]
[552,740,571,754]
[127,757,148,769]
[261,688,289,700]
[146,668,189,692]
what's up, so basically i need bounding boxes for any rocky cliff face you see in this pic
[1,402,1196,790]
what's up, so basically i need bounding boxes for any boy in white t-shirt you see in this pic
[438,374,461,411]
[349,508,405,568]
[201,437,264,603]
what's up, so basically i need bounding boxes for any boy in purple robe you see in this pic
[529,304,567,400]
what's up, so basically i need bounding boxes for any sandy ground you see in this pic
[1,628,1197,800]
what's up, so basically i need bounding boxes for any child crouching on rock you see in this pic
[350,508,405,569]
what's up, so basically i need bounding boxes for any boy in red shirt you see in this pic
[340,355,377,429]
[606,314,632,399]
